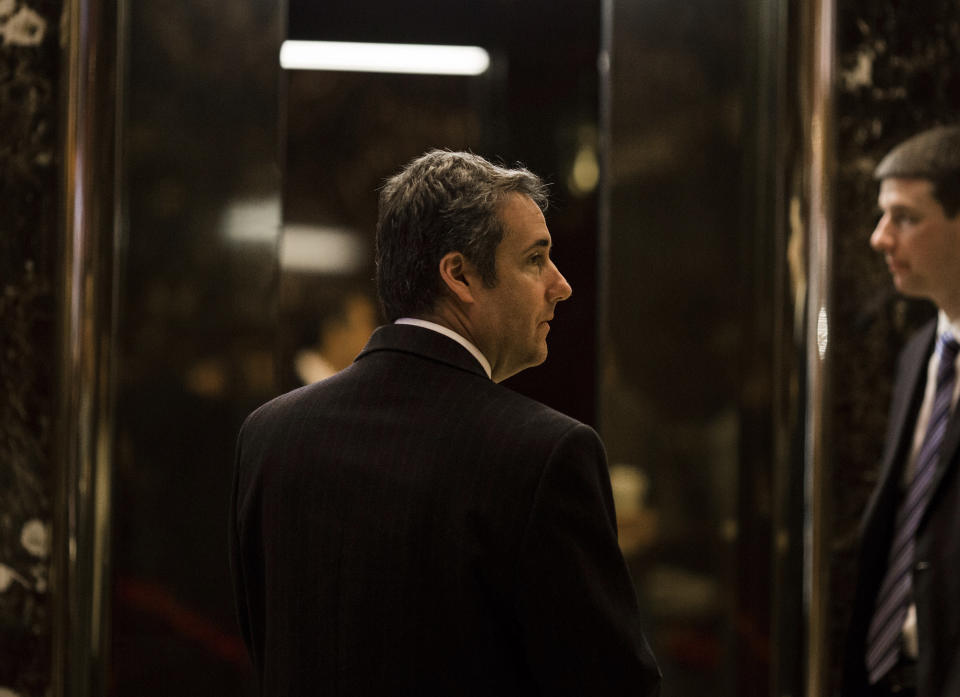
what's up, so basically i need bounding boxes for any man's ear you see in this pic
[438,251,476,305]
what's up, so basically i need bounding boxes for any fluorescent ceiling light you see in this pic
[221,197,280,243]
[279,40,490,76]
[280,224,366,274]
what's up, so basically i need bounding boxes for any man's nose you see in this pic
[870,215,892,252]
[551,264,573,303]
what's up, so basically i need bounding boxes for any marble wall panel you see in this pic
[0,1,61,695]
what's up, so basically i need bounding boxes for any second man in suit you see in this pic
[844,125,960,697]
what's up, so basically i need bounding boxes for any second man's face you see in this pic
[871,177,960,308]
[470,194,573,383]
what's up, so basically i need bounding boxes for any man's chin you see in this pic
[518,350,548,375]
[892,275,920,297]
[534,342,549,364]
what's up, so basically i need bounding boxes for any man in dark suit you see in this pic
[844,126,960,697]
[229,150,661,695]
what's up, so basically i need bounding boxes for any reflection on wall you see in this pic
[282,281,378,389]
[604,0,775,694]
[111,0,280,693]
[0,1,58,693]
[829,1,960,692]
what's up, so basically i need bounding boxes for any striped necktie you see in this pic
[865,331,960,683]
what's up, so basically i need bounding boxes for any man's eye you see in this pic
[530,254,545,266]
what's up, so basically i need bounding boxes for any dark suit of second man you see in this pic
[844,126,960,697]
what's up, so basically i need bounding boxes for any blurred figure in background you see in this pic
[293,290,377,384]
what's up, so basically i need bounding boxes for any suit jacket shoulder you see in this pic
[230,323,660,696]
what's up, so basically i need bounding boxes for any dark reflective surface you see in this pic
[110,0,280,693]
[602,0,795,694]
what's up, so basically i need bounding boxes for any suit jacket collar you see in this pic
[862,321,934,532]
[356,324,490,379]
[866,318,960,532]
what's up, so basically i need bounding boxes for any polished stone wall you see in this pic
[829,0,960,692]
[0,1,61,695]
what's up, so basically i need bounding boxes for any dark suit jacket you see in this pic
[844,319,960,697]
[230,324,661,696]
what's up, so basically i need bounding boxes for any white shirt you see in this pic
[394,318,492,380]
[900,310,960,657]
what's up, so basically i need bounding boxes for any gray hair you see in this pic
[375,150,549,322]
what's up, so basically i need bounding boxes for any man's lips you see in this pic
[887,258,908,273]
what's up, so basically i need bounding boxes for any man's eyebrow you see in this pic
[885,203,918,213]
[522,239,551,253]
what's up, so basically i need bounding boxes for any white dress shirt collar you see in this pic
[394,318,492,379]
[937,309,960,344]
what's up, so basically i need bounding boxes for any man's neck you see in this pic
[394,317,492,379]
[940,300,960,327]
[938,309,960,338]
